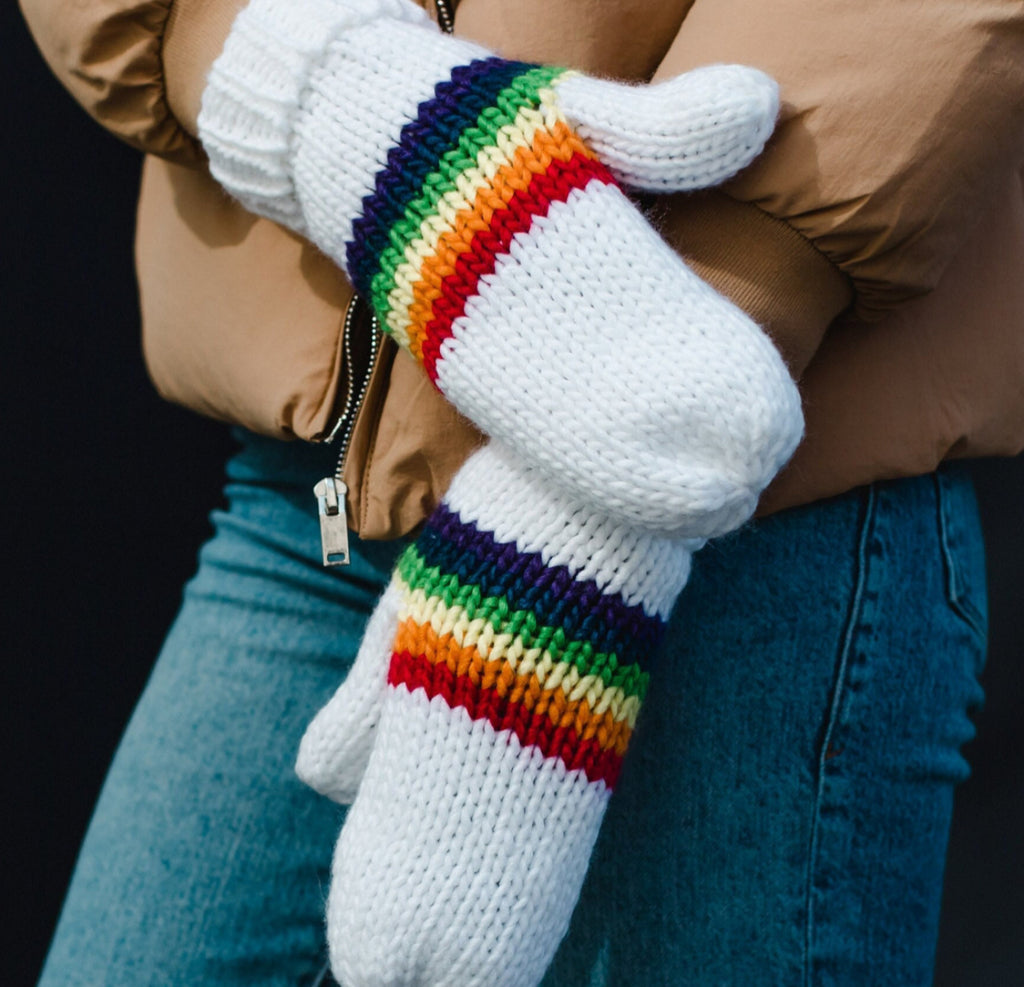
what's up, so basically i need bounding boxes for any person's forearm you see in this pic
[653,0,1024,322]
[195,0,802,537]
[162,0,692,141]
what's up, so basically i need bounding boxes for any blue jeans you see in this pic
[37,433,988,986]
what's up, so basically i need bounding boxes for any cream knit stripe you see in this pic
[378,88,565,346]
[327,685,611,987]
[293,18,491,257]
[200,0,780,227]
[293,441,680,819]
[398,582,643,727]
[306,441,687,986]
[201,0,802,535]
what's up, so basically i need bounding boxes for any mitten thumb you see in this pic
[295,579,403,804]
[556,64,778,192]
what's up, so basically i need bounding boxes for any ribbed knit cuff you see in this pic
[198,0,431,232]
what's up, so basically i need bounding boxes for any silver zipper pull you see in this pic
[313,477,351,566]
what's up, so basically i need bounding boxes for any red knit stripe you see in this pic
[419,151,615,383]
[388,648,623,789]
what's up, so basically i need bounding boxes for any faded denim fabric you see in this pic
[38,434,987,987]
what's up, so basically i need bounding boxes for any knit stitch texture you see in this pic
[199,0,803,537]
[298,442,694,987]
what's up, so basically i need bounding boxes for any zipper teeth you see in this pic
[434,0,455,34]
[322,0,449,478]
[321,296,361,444]
[333,307,381,482]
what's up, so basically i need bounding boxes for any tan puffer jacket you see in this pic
[19,0,1024,535]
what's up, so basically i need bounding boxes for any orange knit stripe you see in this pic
[393,616,634,756]
[403,120,595,363]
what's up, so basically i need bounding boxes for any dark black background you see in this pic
[6,4,1023,983]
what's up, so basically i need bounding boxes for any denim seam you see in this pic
[308,957,333,987]
[933,472,988,645]
[802,483,877,987]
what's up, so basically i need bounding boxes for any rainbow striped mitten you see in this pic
[199,0,803,537]
[297,441,696,986]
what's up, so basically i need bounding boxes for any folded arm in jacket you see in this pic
[194,0,804,537]
[19,0,1024,380]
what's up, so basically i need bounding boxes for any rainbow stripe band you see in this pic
[347,57,538,293]
[388,648,629,788]
[420,504,664,665]
[388,508,666,789]
[345,56,617,384]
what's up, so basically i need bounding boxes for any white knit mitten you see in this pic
[198,0,803,536]
[297,441,696,987]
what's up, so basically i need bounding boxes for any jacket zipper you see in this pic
[314,0,452,566]
[434,0,455,34]
[314,295,381,566]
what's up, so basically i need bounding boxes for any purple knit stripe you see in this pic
[345,56,534,296]
[421,503,665,662]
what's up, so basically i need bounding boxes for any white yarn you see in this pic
[295,20,489,256]
[201,3,800,982]
[555,65,779,191]
[443,442,695,617]
[295,578,403,803]
[199,0,438,230]
[438,182,803,537]
[328,688,609,987]
[299,443,692,986]
[199,0,803,536]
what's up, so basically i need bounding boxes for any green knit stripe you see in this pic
[368,64,567,318]
[396,542,650,701]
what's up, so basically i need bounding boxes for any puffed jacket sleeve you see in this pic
[18,0,209,165]
[650,0,1024,325]
[19,0,1024,419]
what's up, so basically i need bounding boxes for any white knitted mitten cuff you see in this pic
[199,0,437,231]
